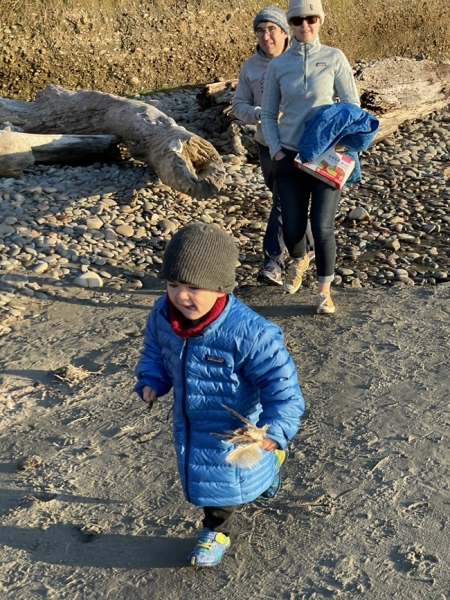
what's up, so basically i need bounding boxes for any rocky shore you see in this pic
[1,86,450,335]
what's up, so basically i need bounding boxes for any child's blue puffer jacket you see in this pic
[135,294,304,507]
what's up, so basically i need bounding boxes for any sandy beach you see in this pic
[1,277,450,599]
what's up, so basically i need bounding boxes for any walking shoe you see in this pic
[307,248,315,262]
[259,264,283,286]
[284,255,310,294]
[188,528,231,567]
[316,293,335,314]
[261,448,289,499]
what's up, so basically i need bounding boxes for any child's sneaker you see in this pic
[188,528,231,567]
[261,448,289,499]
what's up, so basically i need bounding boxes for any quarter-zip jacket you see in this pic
[261,35,360,159]
[232,45,272,146]
[135,294,304,507]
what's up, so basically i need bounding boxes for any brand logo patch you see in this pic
[205,354,226,364]
[316,62,327,67]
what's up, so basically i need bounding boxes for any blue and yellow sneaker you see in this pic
[261,448,289,499]
[188,528,231,567]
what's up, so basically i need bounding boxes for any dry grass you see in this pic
[52,364,105,383]
[0,0,255,20]
[0,0,118,20]
[1,0,117,11]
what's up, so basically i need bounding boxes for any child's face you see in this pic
[167,281,225,320]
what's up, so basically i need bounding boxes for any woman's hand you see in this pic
[274,151,286,161]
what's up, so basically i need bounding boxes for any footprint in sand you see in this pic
[403,501,430,522]
[17,455,43,472]
[73,522,104,543]
[250,529,284,561]
[392,543,439,582]
[366,518,396,542]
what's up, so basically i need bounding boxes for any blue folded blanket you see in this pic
[297,102,379,187]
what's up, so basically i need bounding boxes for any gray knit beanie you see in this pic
[286,0,325,24]
[253,5,290,35]
[158,222,238,293]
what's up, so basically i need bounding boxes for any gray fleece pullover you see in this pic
[232,45,271,146]
[261,36,360,159]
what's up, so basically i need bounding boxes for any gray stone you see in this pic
[385,239,401,251]
[73,271,104,288]
[348,206,370,221]
[86,217,104,230]
[115,224,135,237]
[0,224,15,236]
[0,260,15,271]
[157,219,178,232]
[32,262,49,274]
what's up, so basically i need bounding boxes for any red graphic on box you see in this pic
[294,149,355,190]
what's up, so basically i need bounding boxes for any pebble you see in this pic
[115,224,135,237]
[348,207,370,221]
[73,271,104,288]
[86,217,104,230]
[32,262,49,274]
[1,88,450,336]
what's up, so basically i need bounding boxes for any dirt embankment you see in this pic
[1,0,450,101]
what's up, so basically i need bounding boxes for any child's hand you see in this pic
[143,386,158,406]
[261,438,280,452]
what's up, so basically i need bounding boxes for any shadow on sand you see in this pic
[0,523,193,569]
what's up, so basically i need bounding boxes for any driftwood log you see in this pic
[196,57,450,148]
[196,80,260,159]
[0,85,226,199]
[196,79,238,109]
[355,57,450,141]
[0,129,120,177]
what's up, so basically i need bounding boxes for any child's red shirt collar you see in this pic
[166,293,228,337]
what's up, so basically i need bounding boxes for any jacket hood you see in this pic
[254,44,272,64]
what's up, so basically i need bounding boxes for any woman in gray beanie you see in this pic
[261,0,360,314]
[135,222,304,568]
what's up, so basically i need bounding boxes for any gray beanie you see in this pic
[286,0,325,24]
[158,222,238,293]
[253,6,290,35]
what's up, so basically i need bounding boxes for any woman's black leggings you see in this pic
[274,149,341,283]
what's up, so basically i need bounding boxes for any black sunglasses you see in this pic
[290,16,319,26]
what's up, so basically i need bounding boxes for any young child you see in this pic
[135,222,304,567]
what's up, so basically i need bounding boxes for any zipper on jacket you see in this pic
[303,44,308,92]
[180,337,191,503]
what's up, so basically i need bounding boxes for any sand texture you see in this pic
[1,282,450,599]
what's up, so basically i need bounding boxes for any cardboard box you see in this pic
[294,148,355,190]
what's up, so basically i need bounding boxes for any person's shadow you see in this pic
[0,523,193,569]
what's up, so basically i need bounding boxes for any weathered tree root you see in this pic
[0,85,226,199]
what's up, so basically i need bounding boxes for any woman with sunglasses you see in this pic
[261,0,360,314]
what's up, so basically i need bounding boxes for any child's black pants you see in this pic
[203,505,235,537]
